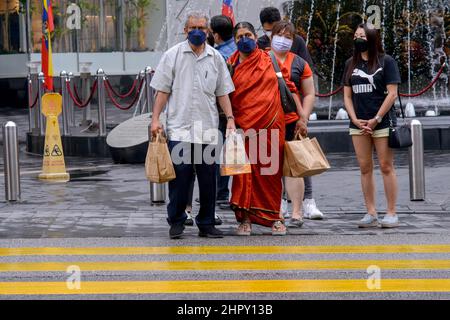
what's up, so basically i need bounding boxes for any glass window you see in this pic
[27,0,161,53]
[0,0,22,54]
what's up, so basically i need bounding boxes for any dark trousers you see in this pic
[217,117,230,201]
[167,141,217,228]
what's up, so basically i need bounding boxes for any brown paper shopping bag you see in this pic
[145,132,176,183]
[220,132,252,176]
[283,134,330,178]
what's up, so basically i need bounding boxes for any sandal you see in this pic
[236,221,252,236]
[272,221,287,236]
[288,218,304,228]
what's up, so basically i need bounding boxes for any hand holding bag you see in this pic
[220,132,252,176]
[388,91,413,149]
[145,132,176,183]
[283,133,331,178]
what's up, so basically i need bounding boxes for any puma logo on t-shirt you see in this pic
[352,68,383,93]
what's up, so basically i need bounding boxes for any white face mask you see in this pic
[271,35,293,52]
[263,30,272,38]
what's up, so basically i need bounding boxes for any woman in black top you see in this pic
[342,23,401,229]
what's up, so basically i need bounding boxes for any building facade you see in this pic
[0,0,286,108]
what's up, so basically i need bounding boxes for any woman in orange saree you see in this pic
[228,22,299,236]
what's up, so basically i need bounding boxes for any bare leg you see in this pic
[285,177,305,220]
[352,135,376,215]
[373,138,398,216]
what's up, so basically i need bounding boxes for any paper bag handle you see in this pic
[152,131,166,143]
[295,132,307,141]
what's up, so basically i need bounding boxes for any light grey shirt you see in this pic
[150,40,235,144]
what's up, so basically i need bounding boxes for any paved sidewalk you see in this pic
[0,144,449,238]
[1,107,449,239]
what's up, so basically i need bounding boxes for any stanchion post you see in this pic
[37,72,46,136]
[60,71,70,136]
[97,69,107,136]
[80,69,92,127]
[67,72,75,127]
[145,67,154,114]
[27,62,40,134]
[138,70,145,115]
[3,122,21,201]
[409,119,425,201]
[27,73,33,133]
[148,123,166,205]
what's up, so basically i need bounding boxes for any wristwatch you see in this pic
[375,115,383,124]
[227,116,235,121]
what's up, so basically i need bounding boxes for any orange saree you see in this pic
[228,48,296,227]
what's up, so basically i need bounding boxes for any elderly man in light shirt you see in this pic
[150,11,236,240]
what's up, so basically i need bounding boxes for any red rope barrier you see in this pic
[399,63,447,98]
[316,86,343,98]
[73,82,83,102]
[29,92,39,109]
[314,63,446,99]
[67,80,98,108]
[105,78,139,99]
[105,78,145,111]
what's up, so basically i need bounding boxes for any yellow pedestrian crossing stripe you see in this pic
[1,244,450,295]
[2,244,450,257]
[1,279,450,295]
[1,259,450,272]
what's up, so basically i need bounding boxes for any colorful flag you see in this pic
[222,0,235,26]
[42,0,54,91]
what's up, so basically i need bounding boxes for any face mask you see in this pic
[237,37,257,54]
[354,38,369,53]
[188,29,207,47]
[271,35,293,52]
[264,30,272,38]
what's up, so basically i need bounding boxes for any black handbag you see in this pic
[388,91,413,149]
[269,51,298,114]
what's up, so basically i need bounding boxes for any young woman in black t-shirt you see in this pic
[342,23,401,229]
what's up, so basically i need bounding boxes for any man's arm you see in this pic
[217,95,236,136]
[150,91,170,135]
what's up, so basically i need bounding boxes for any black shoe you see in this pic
[169,223,185,239]
[198,226,224,238]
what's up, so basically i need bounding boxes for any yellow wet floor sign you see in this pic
[38,93,70,182]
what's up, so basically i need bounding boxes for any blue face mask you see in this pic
[188,29,207,47]
[237,37,256,54]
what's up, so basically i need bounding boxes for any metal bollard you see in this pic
[151,183,167,204]
[67,72,75,127]
[97,69,107,136]
[60,71,71,136]
[3,122,21,201]
[148,123,166,204]
[37,72,46,136]
[145,66,154,114]
[409,120,425,201]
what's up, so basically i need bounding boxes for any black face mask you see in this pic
[354,38,369,53]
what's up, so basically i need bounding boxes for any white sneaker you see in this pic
[303,199,324,220]
[280,199,290,219]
